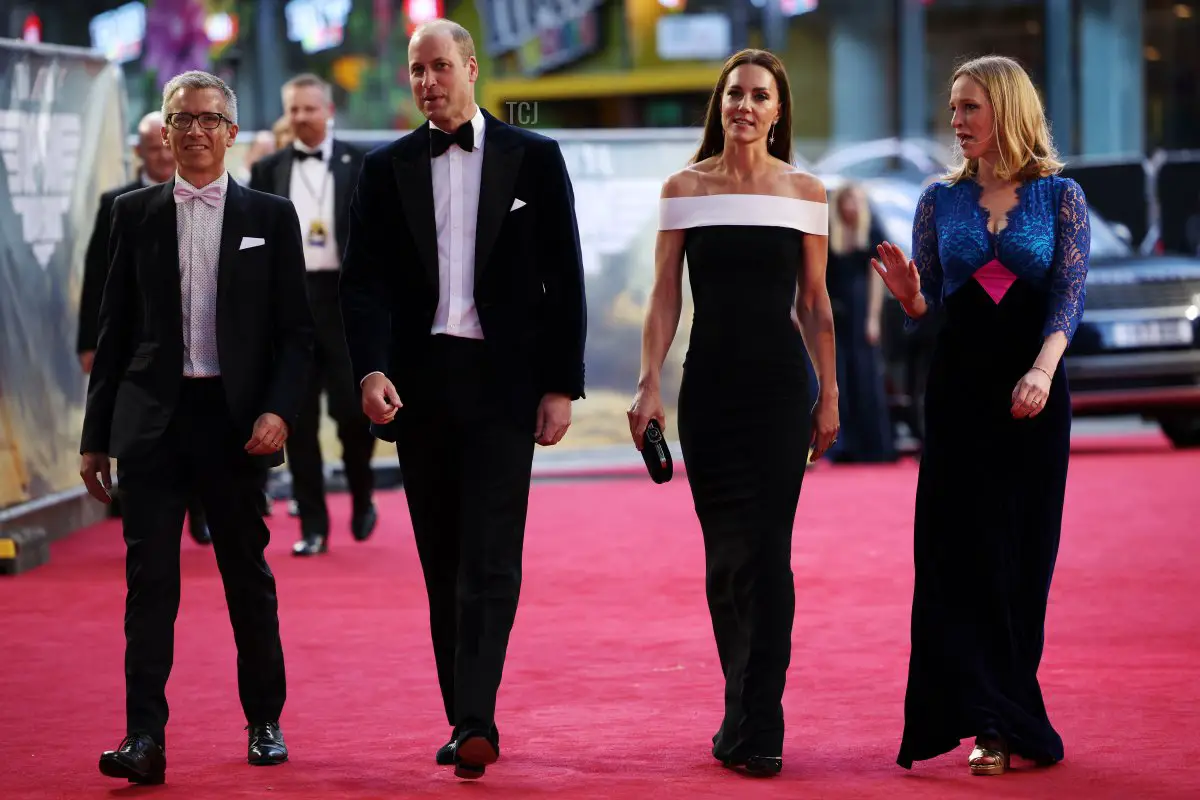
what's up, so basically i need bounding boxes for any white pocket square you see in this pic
[239,236,265,250]
[510,198,526,212]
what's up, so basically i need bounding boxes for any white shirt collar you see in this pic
[429,106,485,151]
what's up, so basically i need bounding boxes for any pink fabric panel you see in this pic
[974,259,1018,303]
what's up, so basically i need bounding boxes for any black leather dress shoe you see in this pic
[247,722,288,766]
[292,533,328,556]
[721,755,782,776]
[188,515,211,545]
[453,728,500,780]
[99,733,166,784]
[351,503,378,542]
[436,738,455,766]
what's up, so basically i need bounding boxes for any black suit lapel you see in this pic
[218,178,246,299]
[475,112,524,282]
[148,182,183,344]
[393,126,439,287]
[330,140,353,225]
[274,150,293,198]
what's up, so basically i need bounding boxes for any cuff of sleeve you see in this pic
[360,371,384,387]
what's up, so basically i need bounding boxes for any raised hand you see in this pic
[871,241,922,308]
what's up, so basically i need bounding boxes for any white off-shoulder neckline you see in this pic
[658,193,828,235]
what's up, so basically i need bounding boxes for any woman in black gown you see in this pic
[826,183,897,463]
[873,55,1089,776]
[627,48,839,777]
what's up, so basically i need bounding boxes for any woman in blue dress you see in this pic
[628,49,839,776]
[872,55,1089,776]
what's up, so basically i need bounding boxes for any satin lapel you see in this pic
[474,116,523,282]
[330,140,353,231]
[393,126,439,287]
[274,150,293,198]
[217,178,245,300]
[150,182,183,346]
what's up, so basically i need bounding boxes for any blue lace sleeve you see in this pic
[904,182,943,330]
[1044,178,1090,341]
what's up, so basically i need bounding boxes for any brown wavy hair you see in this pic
[690,49,793,166]
[944,55,1065,185]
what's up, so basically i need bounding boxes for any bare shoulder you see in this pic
[661,165,709,199]
[783,168,827,203]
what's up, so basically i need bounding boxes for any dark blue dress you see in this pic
[896,175,1090,768]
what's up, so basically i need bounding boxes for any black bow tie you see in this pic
[430,123,474,157]
[294,149,323,161]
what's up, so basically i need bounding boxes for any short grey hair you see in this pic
[161,70,238,125]
[282,73,333,103]
[136,111,164,135]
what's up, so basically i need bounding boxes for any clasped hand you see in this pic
[361,373,572,446]
[627,384,665,450]
[245,413,288,455]
[1012,368,1052,419]
[80,412,287,503]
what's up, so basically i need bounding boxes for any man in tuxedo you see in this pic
[250,73,376,556]
[340,20,587,780]
[80,70,314,784]
[77,112,217,544]
[78,112,175,370]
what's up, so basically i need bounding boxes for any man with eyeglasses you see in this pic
[76,111,225,546]
[80,70,314,784]
[250,73,376,556]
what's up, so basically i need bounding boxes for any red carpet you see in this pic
[3,439,1199,799]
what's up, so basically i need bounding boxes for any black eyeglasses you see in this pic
[166,112,232,131]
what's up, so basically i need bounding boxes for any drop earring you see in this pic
[768,121,776,146]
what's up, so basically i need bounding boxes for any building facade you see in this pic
[8,0,1198,157]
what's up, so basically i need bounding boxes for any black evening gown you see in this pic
[661,193,828,763]
[896,176,1090,768]
[826,232,897,463]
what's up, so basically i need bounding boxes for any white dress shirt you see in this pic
[175,171,227,377]
[360,108,488,386]
[290,136,340,271]
[429,107,486,339]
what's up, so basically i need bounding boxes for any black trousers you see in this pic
[116,378,286,746]
[285,271,375,533]
[396,335,535,733]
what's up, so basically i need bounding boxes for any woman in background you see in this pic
[826,183,896,463]
[873,55,1089,776]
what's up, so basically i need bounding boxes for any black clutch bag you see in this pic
[640,419,673,484]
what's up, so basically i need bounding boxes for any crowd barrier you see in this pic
[0,39,129,570]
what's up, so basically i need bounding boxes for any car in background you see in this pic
[826,173,1200,449]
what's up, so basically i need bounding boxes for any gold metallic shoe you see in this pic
[968,743,1009,776]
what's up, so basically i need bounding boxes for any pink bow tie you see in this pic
[173,181,224,208]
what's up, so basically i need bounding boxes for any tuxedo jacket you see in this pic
[248,138,366,262]
[339,109,587,439]
[78,178,142,354]
[80,178,315,468]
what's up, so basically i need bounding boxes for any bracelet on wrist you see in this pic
[1031,365,1053,380]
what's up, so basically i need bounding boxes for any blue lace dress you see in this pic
[895,175,1090,768]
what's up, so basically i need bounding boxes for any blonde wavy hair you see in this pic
[944,55,1064,185]
[829,183,871,256]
